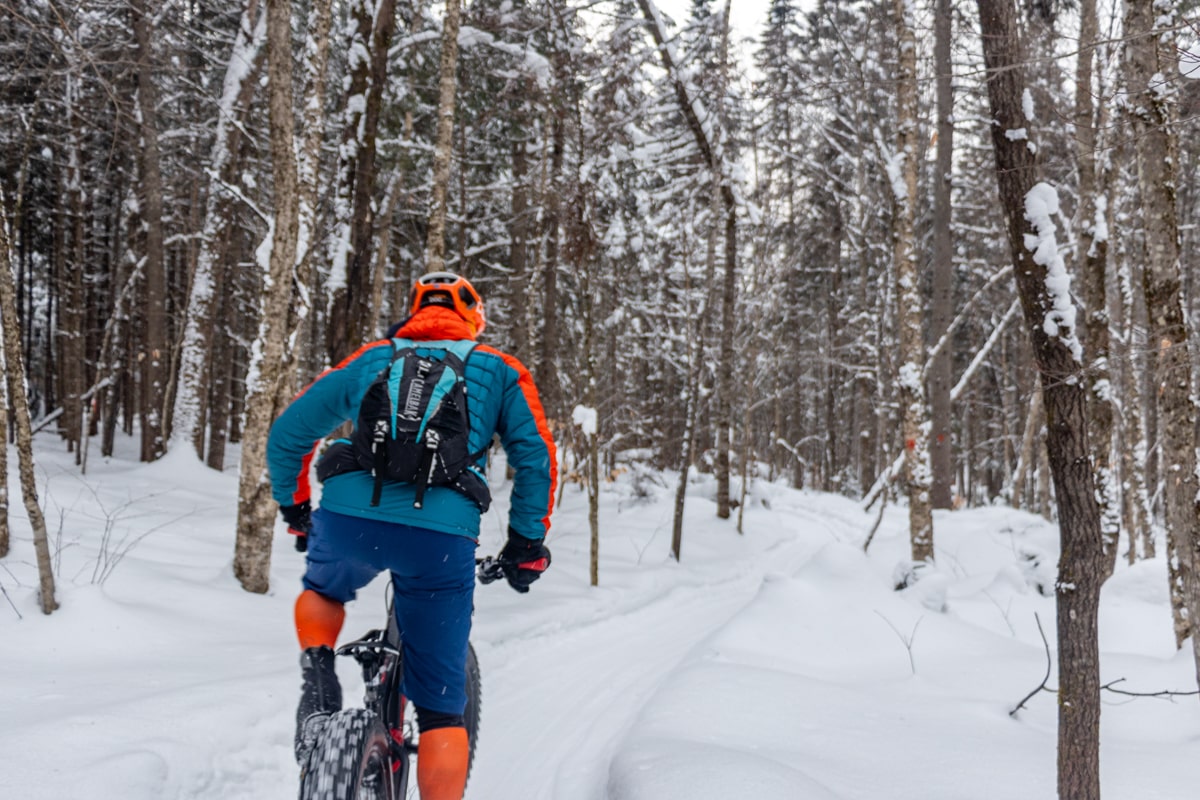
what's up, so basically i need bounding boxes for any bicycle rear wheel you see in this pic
[463,642,481,781]
[299,708,397,800]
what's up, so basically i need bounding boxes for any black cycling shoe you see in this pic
[295,645,342,764]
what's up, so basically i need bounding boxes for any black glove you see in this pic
[280,501,312,553]
[498,528,551,593]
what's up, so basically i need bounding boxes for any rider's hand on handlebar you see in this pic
[280,500,312,552]
[497,528,551,593]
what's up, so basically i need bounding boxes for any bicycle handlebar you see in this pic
[476,556,506,585]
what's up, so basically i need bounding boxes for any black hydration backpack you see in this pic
[316,338,491,511]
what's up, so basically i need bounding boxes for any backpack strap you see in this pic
[398,339,479,509]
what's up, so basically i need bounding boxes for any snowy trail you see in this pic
[468,516,832,800]
[472,578,754,799]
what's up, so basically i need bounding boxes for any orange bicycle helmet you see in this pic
[409,271,486,335]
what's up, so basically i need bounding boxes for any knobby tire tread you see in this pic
[299,708,394,800]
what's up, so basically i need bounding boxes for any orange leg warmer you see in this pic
[294,589,345,650]
[417,726,469,800]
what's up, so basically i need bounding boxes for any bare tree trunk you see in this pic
[62,74,86,459]
[425,0,462,273]
[894,0,934,562]
[976,2,1103,796]
[1117,259,1153,561]
[538,98,565,421]
[0,335,6,556]
[1075,0,1119,578]
[510,140,531,358]
[0,192,56,612]
[370,175,402,333]
[0,269,7,557]
[928,0,955,510]
[171,1,266,460]
[672,339,700,562]
[1124,1,1198,673]
[1128,0,1195,662]
[327,0,398,362]
[233,0,301,594]
[133,0,168,463]
[1012,384,1043,510]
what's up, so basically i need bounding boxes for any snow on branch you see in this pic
[634,0,751,215]
[458,26,552,90]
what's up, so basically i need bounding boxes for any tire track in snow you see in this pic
[466,532,833,800]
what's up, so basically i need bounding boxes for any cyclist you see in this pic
[267,272,556,800]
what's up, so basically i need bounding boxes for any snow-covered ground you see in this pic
[2,438,1197,799]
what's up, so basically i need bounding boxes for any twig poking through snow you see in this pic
[0,580,21,619]
[1010,612,1052,716]
[875,610,923,675]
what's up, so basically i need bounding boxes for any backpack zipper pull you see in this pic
[369,419,388,507]
[413,430,440,509]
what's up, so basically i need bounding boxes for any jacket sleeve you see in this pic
[266,341,391,507]
[481,347,558,540]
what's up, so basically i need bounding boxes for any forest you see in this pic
[2,1,1200,797]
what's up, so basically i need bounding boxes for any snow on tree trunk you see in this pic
[233,0,301,594]
[892,0,934,563]
[0,190,55,612]
[133,0,168,463]
[976,2,1103,796]
[1074,0,1119,579]
[171,1,266,461]
[1123,1,1200,683]
[425,0,462,274]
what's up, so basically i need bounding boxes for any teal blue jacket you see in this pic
[267,308,557,541]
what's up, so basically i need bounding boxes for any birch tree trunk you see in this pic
[1075,0,1119,578]
[133,0,168,463]
[581,264,600,587]
[289,0,334,389]
[712,3,735,521]
[928,0,955,510]
[1123,1,1198,673]
[976,2,1103,795]
[425,0,462,273]
[894,0,934,562]
[0,192,56,612]
[233,0,301,594]
[171,1,266,460]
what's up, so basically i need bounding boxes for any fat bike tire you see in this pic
[463,642,482,782]
[299,708,396,800]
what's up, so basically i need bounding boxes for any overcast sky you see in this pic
[653,0,775,48]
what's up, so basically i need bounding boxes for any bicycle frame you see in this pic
[336,605,417,797]
[317,558,499,799]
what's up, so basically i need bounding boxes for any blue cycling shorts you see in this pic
[303,507,477,715]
